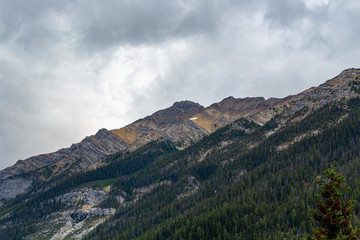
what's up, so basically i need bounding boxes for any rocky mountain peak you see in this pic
[111,100,205,146]
[172,100,203,111]
[150,100,204,125]
[129,100,204,126]
[337,68,360,79]
[0,128,128,181]
[187,96,278,133]
[94,128,111,137]
[212,96,266,112]
[322,68,360,88]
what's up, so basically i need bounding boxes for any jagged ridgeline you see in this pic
[1,69,360,239]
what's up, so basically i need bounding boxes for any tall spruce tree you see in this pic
[306,167,359,240]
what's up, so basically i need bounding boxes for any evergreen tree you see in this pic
[306,167,360,240]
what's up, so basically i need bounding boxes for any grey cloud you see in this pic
[264,0,309,27]
[0,0,360,170]
[261,1,337,54]
[0,0,67,42]
[174,2,220,37]
[73,0,225,52]
[75,0,181,49]
[262,0,332,52]
[324,1,360,54]
[0,0,246,54]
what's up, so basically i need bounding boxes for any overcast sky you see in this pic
[0,0,359,170]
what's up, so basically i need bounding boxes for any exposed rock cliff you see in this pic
[0,129,128,181]
[112,97,282,150]
[111,100,205,144]
[189,96,283,133]
[0,178,32,200]
[25,187,116,240]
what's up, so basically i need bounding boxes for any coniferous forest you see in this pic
[2,97,360,239]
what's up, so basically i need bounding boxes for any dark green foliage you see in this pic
[348,97,360,110]
[306,167,360,240]
[349,80,360,93]
[261,116,278,131]
[234,118,260,130]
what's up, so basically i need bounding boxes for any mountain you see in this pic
[0,95,282,198]
[1,68,360,239]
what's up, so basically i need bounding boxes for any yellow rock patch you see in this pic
[111,125,142,144]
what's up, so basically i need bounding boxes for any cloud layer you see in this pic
[0,0,360,169]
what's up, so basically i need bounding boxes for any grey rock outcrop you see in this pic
[0,178,32,200]
[57,188,108,206]
[70,208,115,223]
[0,128,128,181]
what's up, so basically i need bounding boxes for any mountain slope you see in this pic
[0,129,127,180]
[0,96,285,199]
[189,96,281,133]
[4,67,356,185]
[0,68,360,239]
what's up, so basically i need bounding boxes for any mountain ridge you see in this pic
[0,68,359,199]
[0,97,281,182]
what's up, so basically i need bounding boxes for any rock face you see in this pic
[0,129,128,181]
[57,188,108,207]
[189,96,283,133]
[111,101,205,144]
[25,187,116,240]
[226,68,360,129]
[0,178,32,200]
[70,208,116,223]
[111,97,282,150]
[269,68,360,122]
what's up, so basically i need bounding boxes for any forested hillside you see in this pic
[1,70,360,239]
[83,98,360,240]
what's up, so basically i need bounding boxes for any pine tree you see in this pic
[306,167,360,240]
